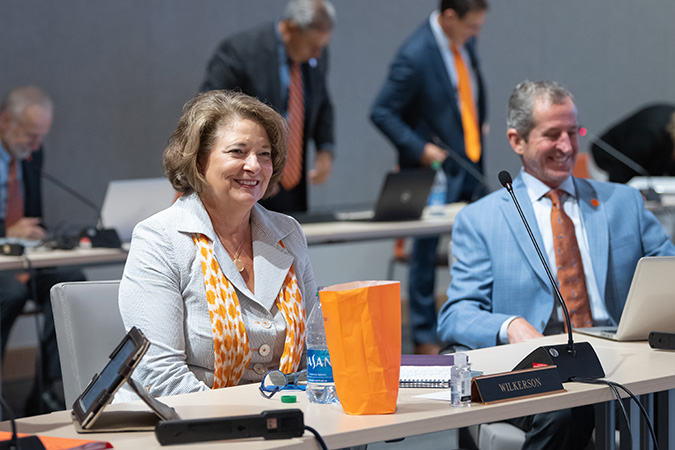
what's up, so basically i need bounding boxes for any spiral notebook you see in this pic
[399,354,454,388]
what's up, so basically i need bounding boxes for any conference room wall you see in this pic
[2,1,674,277]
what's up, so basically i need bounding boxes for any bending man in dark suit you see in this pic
[438,81,675,449]
[591,103,675,183]
[201,0,336,213]
[0,86,85,414]
[370,0,488,355]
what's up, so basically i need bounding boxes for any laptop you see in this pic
[100,178,176,243]
[294,169,435,223]
[575,256,675,341]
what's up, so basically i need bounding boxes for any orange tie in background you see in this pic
[451,44,481,163]
[6,158,24,228]
[547,189,593,329]
[281,62,305,191]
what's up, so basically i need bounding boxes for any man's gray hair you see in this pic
[507,80,573,141]
[0,85,53,119]
[282,0,336,32]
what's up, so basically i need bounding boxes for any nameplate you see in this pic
[471,366,565,405]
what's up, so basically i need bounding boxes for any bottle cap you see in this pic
[454,352,468,365]
[281,395,297,403]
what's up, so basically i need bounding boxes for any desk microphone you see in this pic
[431,136,489,200]
[581,127,661,203]
[0,395,46,450]
[498,170,605,382]
[41,170,121,248]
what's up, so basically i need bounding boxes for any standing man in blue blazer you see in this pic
[371,0,489,355]
[201,0,336,214]
[438,80,675,449]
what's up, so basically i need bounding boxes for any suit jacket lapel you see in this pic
[259,24,283,110]
[574,178,609,292]
[499,176,551,291]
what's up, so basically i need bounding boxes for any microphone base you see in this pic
[513,341,605,382]
[0,435,46,450]
[79,227,122,249]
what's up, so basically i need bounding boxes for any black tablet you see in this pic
[72,326,150,430]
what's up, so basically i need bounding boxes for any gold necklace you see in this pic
[232,235,246,272]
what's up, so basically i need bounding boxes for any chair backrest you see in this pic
[50,280,125,408]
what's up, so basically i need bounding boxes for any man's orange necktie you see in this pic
[451,44,481,163]
[547,189,593,329]
[6,158,24,228]
[281,62,305,191]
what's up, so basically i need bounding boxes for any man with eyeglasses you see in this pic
[201,0,336,214]
[0,86,86,415]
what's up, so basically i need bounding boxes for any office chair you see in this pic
[50,280,125,407]
[466,423,525,450]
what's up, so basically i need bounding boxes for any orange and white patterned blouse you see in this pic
[118,193,317,400]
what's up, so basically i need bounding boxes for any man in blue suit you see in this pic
[371,0,489,355]
[438,80,675,449]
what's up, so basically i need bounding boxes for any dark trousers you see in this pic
[408,236,440,345]
[507,405,595,450]
[1,267,86,384]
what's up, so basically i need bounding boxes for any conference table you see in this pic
[0,203,462,272]
[2,334,673,449]
[3,195,675,270]
[0,246,128,272]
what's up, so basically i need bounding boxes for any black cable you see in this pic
[575,377,660,450]
[608,382,632,448]
[0,395,19,449]
[304,425,328,450]
[606,381,659,450]
[574,378,630,446]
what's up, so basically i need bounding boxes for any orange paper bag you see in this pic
[319,280,401,415]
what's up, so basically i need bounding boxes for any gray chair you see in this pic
[50,280,125,408]
[468,423,525,450]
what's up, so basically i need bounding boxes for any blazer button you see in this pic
[253,363,266,375]
[260,320,272,329]
[259,344,271,357]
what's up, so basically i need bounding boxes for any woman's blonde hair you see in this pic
[163,90,288,197]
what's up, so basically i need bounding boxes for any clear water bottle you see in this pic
[306,293,339,404]
[450,353,472,407]
[427,160,447,216]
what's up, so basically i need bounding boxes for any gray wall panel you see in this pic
[2,0,674,229]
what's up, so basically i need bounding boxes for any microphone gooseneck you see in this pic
[582,127,661,203]
[498,171,575,355]
[41,170,100,215]
[432,136,490,192]
[499,171,605,382]
[40,170,121,249]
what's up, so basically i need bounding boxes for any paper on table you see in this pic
[399,365,452,388]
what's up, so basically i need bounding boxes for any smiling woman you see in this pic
[117,90,318,399]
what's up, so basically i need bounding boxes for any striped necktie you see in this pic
[281,62,305,191]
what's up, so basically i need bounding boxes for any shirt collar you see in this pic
[429,11,448,48]
[520,169,576,203]
[430,10,466,51]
